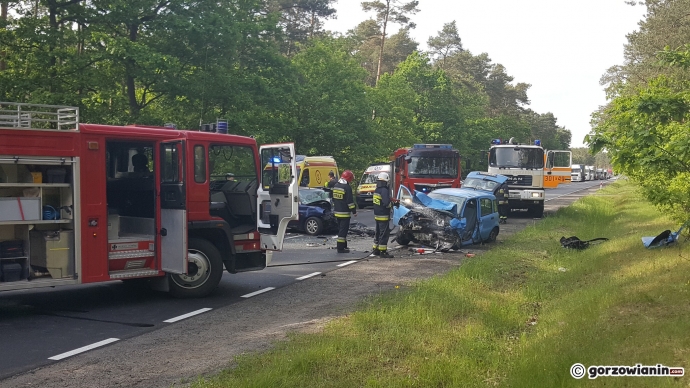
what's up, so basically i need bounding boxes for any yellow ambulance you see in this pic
[356,163,391,208]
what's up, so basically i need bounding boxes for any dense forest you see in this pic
[587,0,690,222]
[1,0,573,173]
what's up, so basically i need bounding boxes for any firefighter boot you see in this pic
[337,241,350,253]
[379,250,394,258]
[372,246,380,256]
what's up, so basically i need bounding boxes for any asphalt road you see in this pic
[0,178,611,382]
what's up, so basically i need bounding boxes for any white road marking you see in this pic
[545,184,600,202]
[163,308,213,323]
[48,338,120,360]
[241,287,276,298]
[337,260,357,267]
[296,272,321,280]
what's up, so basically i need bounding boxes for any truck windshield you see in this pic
[489,147,544,169]
[360,172,381,184]
[407,157,458,178]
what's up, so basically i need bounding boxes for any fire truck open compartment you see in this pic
[0,156,77,288]
[105,142,157,273]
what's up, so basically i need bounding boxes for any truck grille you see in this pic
[506,175,533,186]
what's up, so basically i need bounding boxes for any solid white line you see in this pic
[48,338,120,360]
[296,272,321,280]
[337,260,357,267]
[241,287,276,298]
[163,308,213,323]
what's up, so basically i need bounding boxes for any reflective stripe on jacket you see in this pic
[333,180,356,217]
[373,181,392,221]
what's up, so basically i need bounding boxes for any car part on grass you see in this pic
[642,222,688,248]
[559,236,609,250]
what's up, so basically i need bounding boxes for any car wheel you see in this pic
[357,201,366,209]
[304,216,324,236]
[396,231,411,246]
[485,227,499,243]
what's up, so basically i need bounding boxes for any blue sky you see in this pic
[324,0,647,147]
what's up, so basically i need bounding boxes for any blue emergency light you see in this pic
[491,139,502,145]
[271,157,282,163]
[216,119,228,134]
[413,144,453,149]
[534,139,541,146]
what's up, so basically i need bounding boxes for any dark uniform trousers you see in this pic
[337,217,351,249]
[372,188,392,253]
[374,217,390,253]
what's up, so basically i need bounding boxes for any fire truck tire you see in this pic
[169,238,223,298]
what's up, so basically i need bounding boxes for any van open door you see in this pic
[257,143,298,251]
[392,185,414,226]
[544,150,573,188]
[159,141,187,273]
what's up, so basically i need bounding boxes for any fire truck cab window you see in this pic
[407,156,458,178]
[194,145,206,183]
[208,145,258,231]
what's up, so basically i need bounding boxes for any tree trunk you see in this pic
[126,23,140,116]
[0,1,7,71]
[375,0,390,86]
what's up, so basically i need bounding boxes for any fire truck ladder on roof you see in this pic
[0,102,79,130]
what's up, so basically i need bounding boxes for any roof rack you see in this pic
[0,102,79,131]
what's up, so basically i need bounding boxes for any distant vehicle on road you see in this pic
[571,164,585,182]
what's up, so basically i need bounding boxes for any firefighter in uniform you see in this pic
[332,170,356,253]
[494,180,509,223]
[324,170,337,197]
[372,172,395,258]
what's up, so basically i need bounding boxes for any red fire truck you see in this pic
[0,102,298,297]
[390,144,462,198]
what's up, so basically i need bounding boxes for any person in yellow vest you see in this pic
[372,172,395,258]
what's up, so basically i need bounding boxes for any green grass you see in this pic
[192,181,690,387]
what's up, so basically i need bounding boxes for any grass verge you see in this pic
[192,181,690,387]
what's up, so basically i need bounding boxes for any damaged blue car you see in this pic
[393,186,501,250]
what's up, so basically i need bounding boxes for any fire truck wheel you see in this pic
[169,238,223,298]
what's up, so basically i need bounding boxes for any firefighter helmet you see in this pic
[377,172,390,182]
[341,170,355,182]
